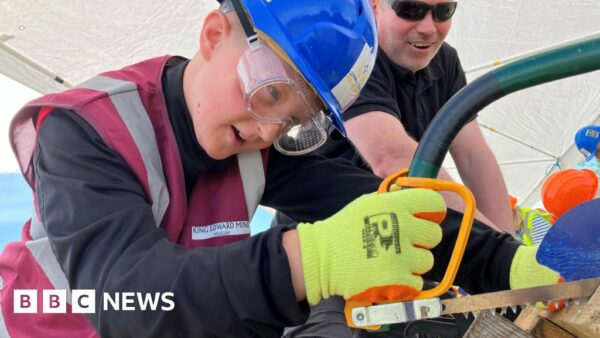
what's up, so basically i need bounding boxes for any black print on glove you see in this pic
[362,212,401,259]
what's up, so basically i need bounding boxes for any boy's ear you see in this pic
[199,10,232,61]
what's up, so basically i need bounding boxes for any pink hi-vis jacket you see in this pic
[0,56,268,337]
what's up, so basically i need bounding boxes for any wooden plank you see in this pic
[464,311,534,338]
[546,285,600,338]
[514,284,600,338]
[514,307,575,338]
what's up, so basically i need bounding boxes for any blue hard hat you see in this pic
[236,0,378,137]
[575,125,600,161]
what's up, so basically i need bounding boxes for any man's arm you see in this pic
[344,111,498,228]
[426,208,519,294]
[449,120,513,234]
[344,112,414,178]
[263,147,381,223]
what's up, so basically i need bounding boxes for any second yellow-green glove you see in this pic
[510,245,560,290]
[510,245,563,310]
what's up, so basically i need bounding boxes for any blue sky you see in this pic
[0,173,31,248]
[0,172,273,250]
[0,74,37,249]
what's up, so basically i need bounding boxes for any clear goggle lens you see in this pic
[237,41,328,155]
[274,112,328,155]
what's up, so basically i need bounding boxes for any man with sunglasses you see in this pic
[280,1,532,337]
[325,0,514,234]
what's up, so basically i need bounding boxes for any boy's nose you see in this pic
[256,121,283,143]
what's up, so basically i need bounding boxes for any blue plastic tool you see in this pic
[537,198,600,281]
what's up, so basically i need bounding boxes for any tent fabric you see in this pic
[1,0,599,207]
[0,41,67,94]
[444,1,600,206]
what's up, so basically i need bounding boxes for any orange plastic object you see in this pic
[509,194,518,208]
[344,168,476,330]
[541,169,598,218]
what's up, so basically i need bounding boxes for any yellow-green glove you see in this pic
[510,245,560,290]
[297,189,447,305]
[510,245,563,310]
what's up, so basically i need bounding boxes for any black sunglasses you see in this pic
[391,1,457,22]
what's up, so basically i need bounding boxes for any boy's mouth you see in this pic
[232,126,245,145]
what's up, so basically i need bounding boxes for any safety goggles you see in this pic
[389,1,457,22]
[231,0,329,155]
[237,40,328,155]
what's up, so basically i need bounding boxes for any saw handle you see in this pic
[381,169,475,300]
[344,168,475,330]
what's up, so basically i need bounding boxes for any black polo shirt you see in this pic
[318,43,467,170]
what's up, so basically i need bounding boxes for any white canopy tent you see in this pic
[1,0,599,207]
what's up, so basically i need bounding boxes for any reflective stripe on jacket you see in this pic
[0,56,267,337]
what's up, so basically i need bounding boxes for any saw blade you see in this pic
[440,277,599,315]
[350,278,599,328]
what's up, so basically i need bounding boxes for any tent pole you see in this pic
[479,123,558,159]
[0,37,73,89]
[466,31,600,74]
[445,158,558,170]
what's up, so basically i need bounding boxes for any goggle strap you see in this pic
[231,0,259,46]
[326,120,344,140]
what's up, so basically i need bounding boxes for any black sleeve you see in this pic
[34,110,306,338]
[262,148,380,223]
[441,44,478,124]
[342,52,400,122]
[444,44,467,99]
[264,149,518,293]
[424,209,519,294]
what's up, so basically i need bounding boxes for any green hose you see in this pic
[408,37,600,179]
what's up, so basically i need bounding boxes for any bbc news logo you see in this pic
[14,289,175,314]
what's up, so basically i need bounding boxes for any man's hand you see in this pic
[297,189,447,305]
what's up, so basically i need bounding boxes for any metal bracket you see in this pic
[351,298,443,327]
